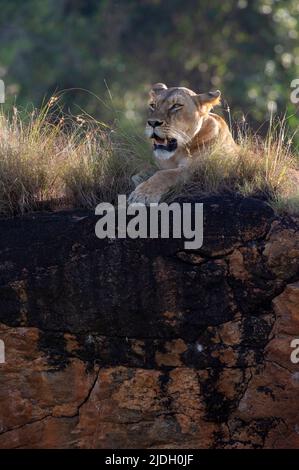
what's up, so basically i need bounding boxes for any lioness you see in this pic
[128,83,237,204]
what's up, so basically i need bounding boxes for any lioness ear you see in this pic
[194,90,221,111]
[149,83,168,98]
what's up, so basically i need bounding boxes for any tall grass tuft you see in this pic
[0,99,152,216]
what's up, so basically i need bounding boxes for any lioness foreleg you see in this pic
[128,168,183,204]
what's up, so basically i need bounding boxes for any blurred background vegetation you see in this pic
[0,0,298,137]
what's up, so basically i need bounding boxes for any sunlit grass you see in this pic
[0,98,153,215]
[0,99,298,217]
[164,116,299,215]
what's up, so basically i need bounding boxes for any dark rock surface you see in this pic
[0,194,298,448]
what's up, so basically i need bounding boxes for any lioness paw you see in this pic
[128,182,162,205]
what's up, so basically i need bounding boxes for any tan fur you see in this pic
[128,84,237,204]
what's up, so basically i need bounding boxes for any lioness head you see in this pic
[145,83,221,159]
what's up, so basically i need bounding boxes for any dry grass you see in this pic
[165,117,299,215]
[0,99,153,216]
[0,100,298,217]
[272,193,299,216]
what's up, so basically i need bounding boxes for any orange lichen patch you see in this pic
[211,347,239,367]
[52,403,78,417]
[155,339,188,367]
[176,252,205,264]
[218,321,242,346]
[217,368,244,400]
[264,228,299,279]
[162,310,179,327]
[228,249,249,281]
[112,369,161,413]
[272,281,299,335]
[131,340,145,357]
[64,333,79,354]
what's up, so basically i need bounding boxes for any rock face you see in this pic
[0,194,299,449]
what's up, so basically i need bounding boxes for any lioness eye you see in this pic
[170,103,183,111]
[149,103,156,110]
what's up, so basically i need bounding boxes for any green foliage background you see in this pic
[0,0,298,133]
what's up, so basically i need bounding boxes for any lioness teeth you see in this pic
[153,137,166,144]
[152,137,178,153]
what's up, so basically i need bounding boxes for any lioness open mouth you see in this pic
[152,134,178,152]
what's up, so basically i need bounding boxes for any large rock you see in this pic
[0,194,298,448]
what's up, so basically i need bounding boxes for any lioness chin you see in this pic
[128,82,238,204]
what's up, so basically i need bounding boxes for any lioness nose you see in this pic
[147,120,164,128]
